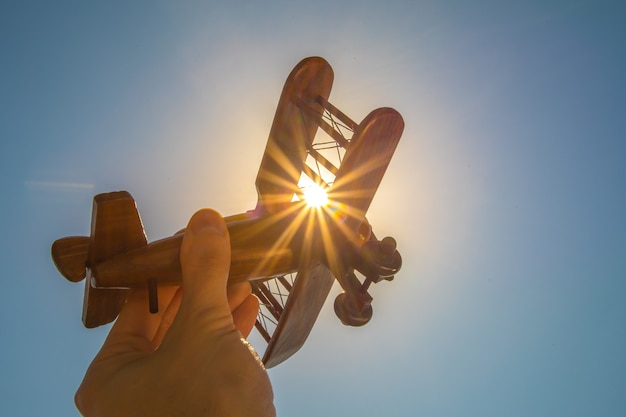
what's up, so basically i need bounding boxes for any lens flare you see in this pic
[303,184,329,207]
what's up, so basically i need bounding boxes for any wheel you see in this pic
[334,292,373,327]
[356,238,402,280]
[380,236,397,255]
[377,250,402,278]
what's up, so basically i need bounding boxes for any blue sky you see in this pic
[2,1,625,416]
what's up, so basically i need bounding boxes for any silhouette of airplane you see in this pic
[52,57,404,368]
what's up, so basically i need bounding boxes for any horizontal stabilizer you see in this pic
[51,236,90,282]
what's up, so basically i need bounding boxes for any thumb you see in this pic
[176,209,233,331]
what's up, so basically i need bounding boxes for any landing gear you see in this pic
[333,233,401,327]
[354,236,402,282]
[334,292,373,327]
[376,236,402,279]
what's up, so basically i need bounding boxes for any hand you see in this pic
[75,209,275,417]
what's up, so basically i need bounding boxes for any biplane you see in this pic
[51,57,404,368]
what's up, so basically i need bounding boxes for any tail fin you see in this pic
[51,191,148,328]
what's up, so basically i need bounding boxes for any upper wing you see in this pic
[255,57,334,214]
[329,107,404,235]
[251,59,404,367]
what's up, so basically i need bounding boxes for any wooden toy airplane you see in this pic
[51,57,404,368]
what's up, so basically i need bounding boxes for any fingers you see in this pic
[97,285,179,357]
[227,282,260,338]
[231,294,260,338]
[227,282,252,311]
[171,209,233,333]
[104,209,259,358]
[151,287,183,347]
[154,283,253,346]
[101,209,231,356]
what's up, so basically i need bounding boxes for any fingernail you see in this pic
[189,209,227,236]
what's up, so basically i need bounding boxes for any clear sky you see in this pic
[2,1,625,416]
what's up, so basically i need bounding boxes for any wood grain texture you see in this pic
[255,56,333,214]
[82,191,147,328]
[51,57,404,367]
[330,108,404,237]
[51,236,89,282]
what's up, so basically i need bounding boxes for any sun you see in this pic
[302,183,329,208]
